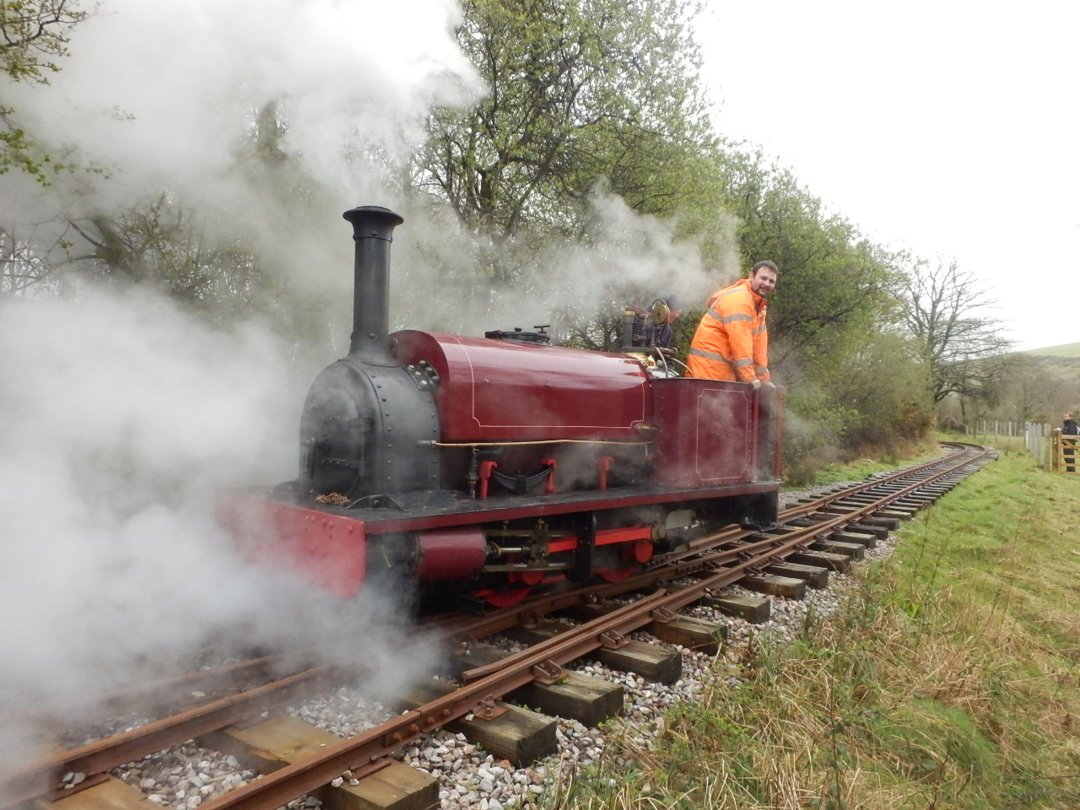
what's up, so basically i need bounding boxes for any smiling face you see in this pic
[749,265,778,297]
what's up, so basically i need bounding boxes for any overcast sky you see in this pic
[697,0,1079,351]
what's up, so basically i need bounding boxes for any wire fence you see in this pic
[964,420,1078,474]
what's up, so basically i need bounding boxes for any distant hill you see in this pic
[1022,342,1080,358]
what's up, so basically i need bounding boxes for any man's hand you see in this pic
[750,379,762,391]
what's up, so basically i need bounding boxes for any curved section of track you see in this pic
[1,443,993,810]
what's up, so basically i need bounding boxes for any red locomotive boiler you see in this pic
[219,206,781,607]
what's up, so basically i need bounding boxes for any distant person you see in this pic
[651,298,677,351]
[623,298,677,351]
[686,260,777,388]
[1063,412,1079,472]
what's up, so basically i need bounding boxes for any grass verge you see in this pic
[548,442,1080,808]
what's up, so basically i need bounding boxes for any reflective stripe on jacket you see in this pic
[685,277,769,382]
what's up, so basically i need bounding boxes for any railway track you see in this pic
[2,443,993,810]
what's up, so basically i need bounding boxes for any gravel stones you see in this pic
[115,745,259,809]
[105,487,898,808]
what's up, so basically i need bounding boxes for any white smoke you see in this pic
[391,190,741,339]
[0,288,446,783]
[0,0,472,784]
[7,0,477,209]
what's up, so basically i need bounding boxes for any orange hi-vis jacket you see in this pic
[686,277,770,383]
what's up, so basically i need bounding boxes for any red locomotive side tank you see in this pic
[651,377,759,486]
[389,330,652,442]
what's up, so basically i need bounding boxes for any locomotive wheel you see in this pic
[593,538,651,582]
[595,565,638,583]
[473,586,531,608]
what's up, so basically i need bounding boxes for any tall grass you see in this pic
[551,444,1080,808]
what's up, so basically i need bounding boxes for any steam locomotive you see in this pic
[220,206,781,608]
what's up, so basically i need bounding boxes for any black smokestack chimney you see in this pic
[342,205,404,358]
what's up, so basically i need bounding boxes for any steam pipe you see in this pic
[342,205,404,358]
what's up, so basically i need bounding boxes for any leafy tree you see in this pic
[1,0,85,81]
[0,0,88,182]
[62,196,268,315]
[823,331,933,447]
[1,99,317,323]
[413,0,710,267]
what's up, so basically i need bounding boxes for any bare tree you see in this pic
[901,259,1014,405]
[0,216,80,296]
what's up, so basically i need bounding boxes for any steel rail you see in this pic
[7,444,991,810]
[0,667,335,808]
[196,449,993,808]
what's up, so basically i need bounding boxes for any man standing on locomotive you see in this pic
[686,260,778,387]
